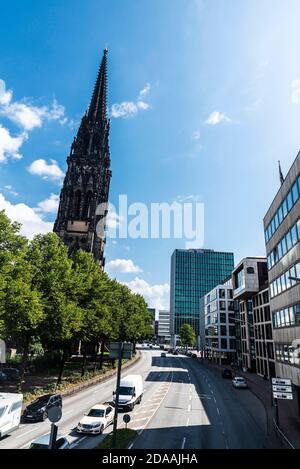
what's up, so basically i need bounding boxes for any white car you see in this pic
[77,403,114,435]
[28,433,70,449]
[232,377,248,389]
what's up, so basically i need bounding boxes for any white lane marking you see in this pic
[186,418,190,427]
[187,404,191,412]
[213,397,217,404]
[208,383,211,388]
[216,407,220,415]
[16,428,36,439]
[181,437,186,449]
[128,442,134,449]
[69,436,87,449]
[210,390,214,395]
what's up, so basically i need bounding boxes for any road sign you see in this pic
[109,342,133,359]
[272,377,291,386]
[273,392,293,400]
[272,385,292,393]
[47,405,62,423]
[123,414,131,424]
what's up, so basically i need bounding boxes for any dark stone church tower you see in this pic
[54,49,111,268]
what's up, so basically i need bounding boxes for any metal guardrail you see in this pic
[273,418,295,449]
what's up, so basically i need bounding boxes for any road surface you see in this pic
[0,348,272,449]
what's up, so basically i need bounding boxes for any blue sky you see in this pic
[1,0,300,309]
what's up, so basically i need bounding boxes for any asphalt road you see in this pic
[0,349,272,449]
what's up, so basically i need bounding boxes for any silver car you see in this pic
[232,377,248,389]
[28,433,70,449]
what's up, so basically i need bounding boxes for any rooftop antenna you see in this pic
[278,160,284,185]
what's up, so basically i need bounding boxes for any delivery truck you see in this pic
[113,374,143,411]
[0,393,23,438]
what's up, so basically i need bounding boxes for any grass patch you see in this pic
[97,429,137,449]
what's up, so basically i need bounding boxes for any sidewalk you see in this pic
[198,358,300,449]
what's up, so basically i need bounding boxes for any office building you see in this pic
[232,257,275,377]
[263,152,300,412]
[170,249,234,343]
[158,310,171,344]
[204,281,236,364]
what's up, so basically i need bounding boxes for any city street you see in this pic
[0,348,272,449]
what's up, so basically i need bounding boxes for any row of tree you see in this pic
[0,211,153,384]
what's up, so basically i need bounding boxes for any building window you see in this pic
[220,313,226,323]
[247,267,255,274]
[219,289,225,298]
[221,338,227,349]
[219,301,226,310]
[220,325,227,336]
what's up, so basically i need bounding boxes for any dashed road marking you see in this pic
[216,407,220,415]
[181,437,186,449]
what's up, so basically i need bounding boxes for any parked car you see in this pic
[159,345,165,350]
[222,368,233,379]
[0,393,23,438]
[114,374,143,411]
[23,393,62,422]
[77,403,114,435]
[0,371,7,383]
[28,433,69,449]
[172,350,178,355]
[191,353,197,358]
[161,352,166,358]
[232,377,248,389]
[2,368,20,382]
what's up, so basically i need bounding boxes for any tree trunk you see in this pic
[19,334,30,391]
[99,340,105,370]
[93,342,99,373]
[56,348,67,386]
[81,346,87,377]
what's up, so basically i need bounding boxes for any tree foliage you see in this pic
[180,323,196,348]
[0,212,152,380]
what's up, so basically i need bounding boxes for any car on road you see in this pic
[172,349,178,355]
[23,393,62,422]
[28,433,70,449]
[2,368,20,382]
[114,374,144,411]
[0,371,7,382]
[191,353,198,358]
[222,368,233,379]
[0,393,23,438]
[159,345,165,350]
[232,377,248,389]
[161,352,166,358]
[77,403,114,435]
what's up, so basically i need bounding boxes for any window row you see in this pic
[275,343,300,366]
[205,325,236,337]
[267,218,300,269]
[270,261,300,298]
[272,303,300,328]
[265,173,300,243]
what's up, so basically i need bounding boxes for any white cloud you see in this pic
[0,193,53,239]
[106,211,123,229]
[0,78,67,131]
[3,185,18,197]
[36,193,59,213]
[291,79,300,104]
[111,101,139,119]
[122,277,170,310]
[204,111,231,125]
[0,79,12,105]
[192,130,201,140]
[27,159,64,182]
[0,125,27,162]
[106,259,142,274]
[139,83,151,97]
[111,83,151,119]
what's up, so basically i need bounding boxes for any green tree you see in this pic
[28,233,83,385]
[180,323,196,351]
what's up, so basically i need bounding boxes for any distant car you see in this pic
[28,433,70,449]
[159,345,165,350]
[222,368,233,379]
[232,377,248,389]
[77,403,114,435]
[168,348,173,353]
[172,350,178,355]
[191,353,197,358]
[2,368,20,382]
[161,352,166,358]
[23,393,62,422]
[149,345,153,349]
[0,371,7,382]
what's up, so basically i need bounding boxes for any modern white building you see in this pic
[158,310,171,344]
[204,282,236,364]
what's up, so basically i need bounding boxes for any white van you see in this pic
[114,374,143,411]
[0,393,23,438]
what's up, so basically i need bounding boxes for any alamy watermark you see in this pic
[95,195,204,248]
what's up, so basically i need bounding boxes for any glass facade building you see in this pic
[170,249,234,338]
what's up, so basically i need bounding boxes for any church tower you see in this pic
[54,49,111,267]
